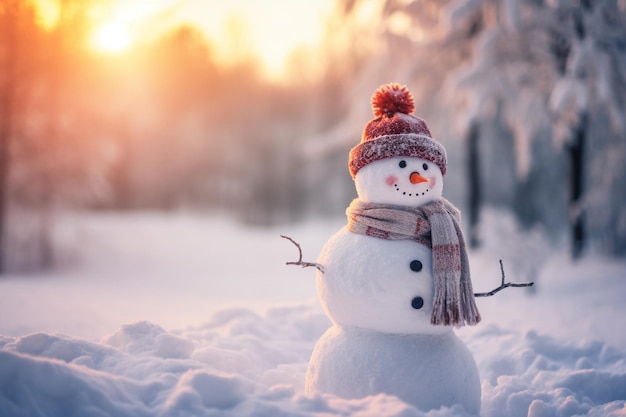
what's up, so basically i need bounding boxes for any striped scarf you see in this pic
[346,198,481,326]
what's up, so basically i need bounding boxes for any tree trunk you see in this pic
[0,97,9,273]
[113,126,134,210]
[569,112,587,259]
[467,121,481,248]
[0,3,18,273]
[38,13,65,269]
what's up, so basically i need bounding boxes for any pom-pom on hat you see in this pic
[349,83,447,178]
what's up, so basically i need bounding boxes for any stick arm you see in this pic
[280,235,325,273]
[474,259,534,297]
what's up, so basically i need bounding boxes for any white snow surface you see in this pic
[1,212,626,417]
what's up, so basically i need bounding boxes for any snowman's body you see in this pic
[313,227,439,336]
[305,154,481,414]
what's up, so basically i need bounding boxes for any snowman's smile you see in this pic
[392,182,431,198]
[386,171,436,198]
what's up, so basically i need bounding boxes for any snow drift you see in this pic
[1,308,625,417]
[0,214,625,416]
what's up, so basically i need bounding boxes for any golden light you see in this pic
[169,0,332,81]
[33,0,61,30]
[92,22,131,53]
[80,0,331,77]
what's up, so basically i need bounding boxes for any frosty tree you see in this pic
[446,0,626,258]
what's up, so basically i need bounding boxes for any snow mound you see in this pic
[1,305,625,417]
[469,326,626,416]
[0,214,625,415]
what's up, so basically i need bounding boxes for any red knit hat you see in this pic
[349,83,447,178]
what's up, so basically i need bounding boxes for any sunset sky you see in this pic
[35,0,335,79]
[170,0,333,76]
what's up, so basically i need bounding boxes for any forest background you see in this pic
[0,0,625,273]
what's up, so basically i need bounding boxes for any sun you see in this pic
[92,22,131,53]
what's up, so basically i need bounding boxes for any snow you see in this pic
[315,227,440,335]
[1,212,626,416]
[306,326,481,414]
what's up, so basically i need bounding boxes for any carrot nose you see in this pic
[410,172,429,184]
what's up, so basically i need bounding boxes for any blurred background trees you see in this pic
[0,0,624,272]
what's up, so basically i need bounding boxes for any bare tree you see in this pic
[0,1,20,273]
[466,120,481,248]
[0,0,106,272]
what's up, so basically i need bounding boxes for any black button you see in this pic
[410,260,423,272]
[411,296,424,310]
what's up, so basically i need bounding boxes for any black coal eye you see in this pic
[399,160,407,168]
[422,163,428,171]
[410,260,423,272]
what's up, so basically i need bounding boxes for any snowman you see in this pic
[302,84,482,414]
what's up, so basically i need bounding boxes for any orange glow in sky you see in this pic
[33,0,62,30]
[33,0,333,79]
[169,0,333,79]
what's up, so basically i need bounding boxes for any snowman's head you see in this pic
[349,84,447,198]
[355,156,443,207]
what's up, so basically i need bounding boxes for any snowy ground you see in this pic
[0,212,625,417]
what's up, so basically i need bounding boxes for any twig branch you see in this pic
[474,259,534,297]
[280,235,325,273]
